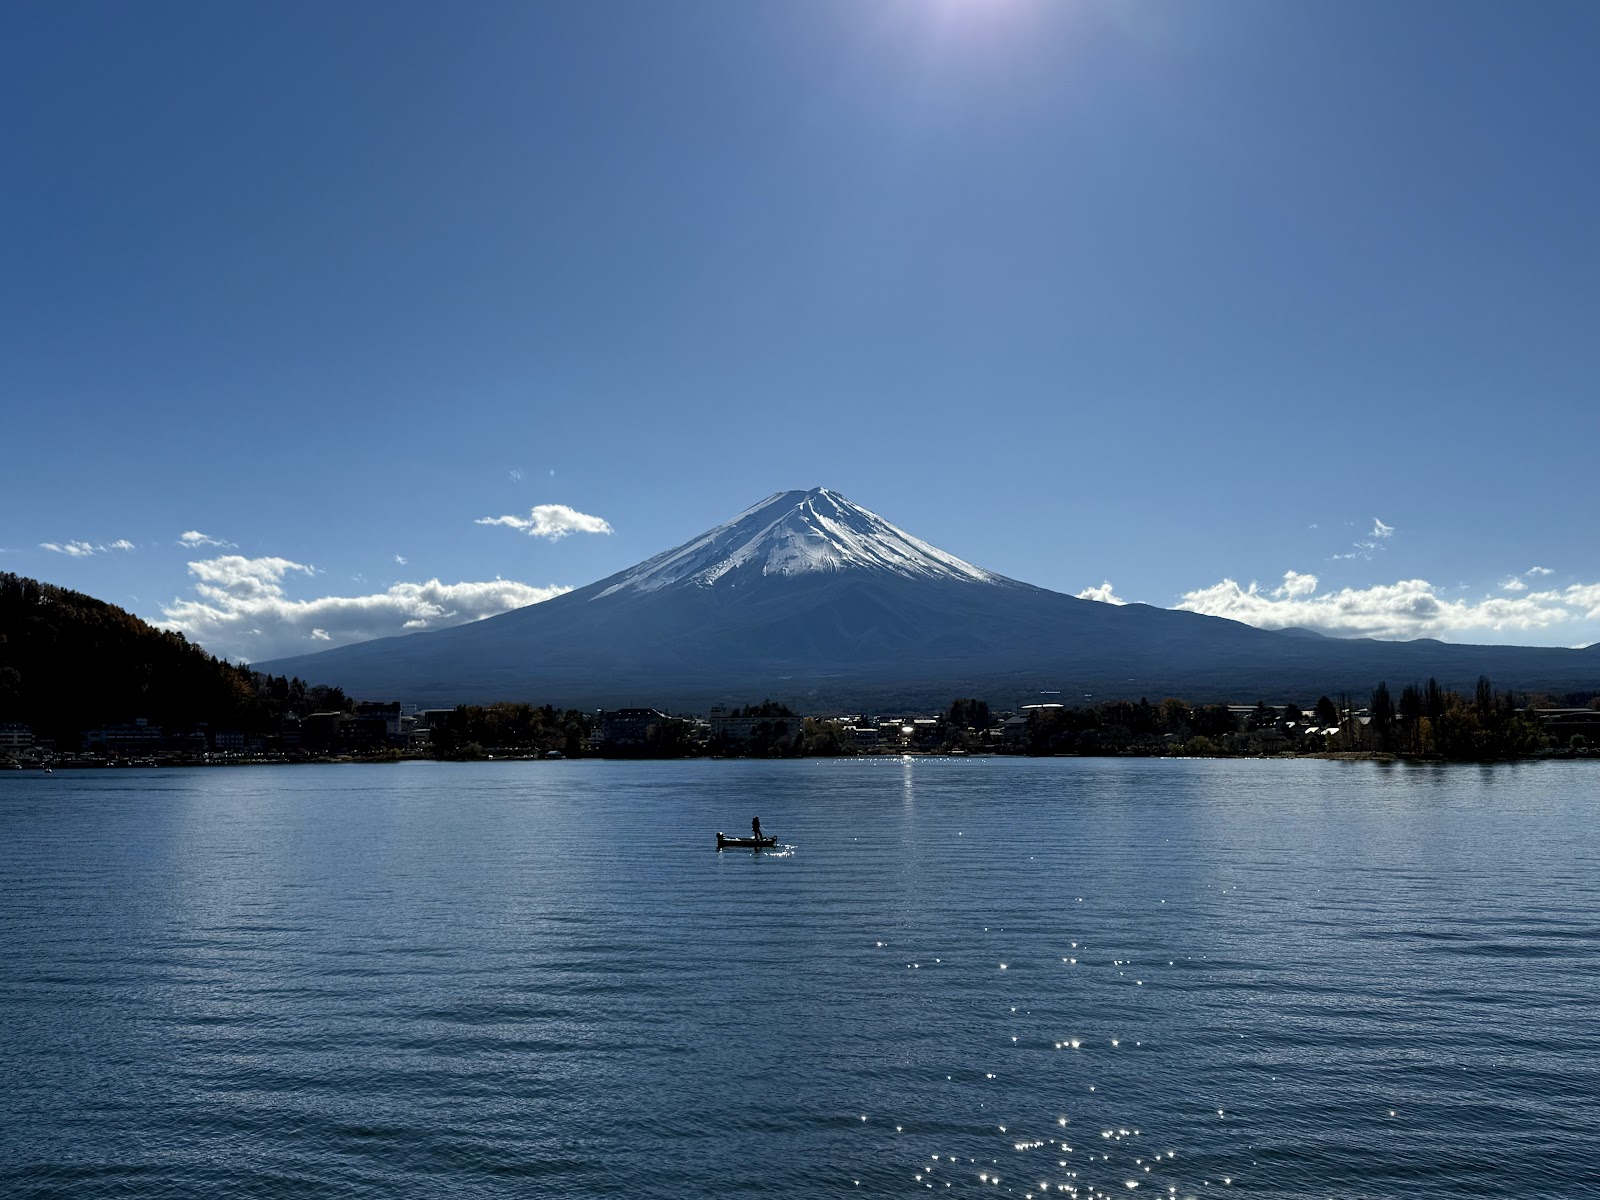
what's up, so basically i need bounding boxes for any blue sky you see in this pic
[5,0,1598,663]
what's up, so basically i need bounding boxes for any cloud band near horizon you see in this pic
[158,554,570,662]
[1129,570,1600,644]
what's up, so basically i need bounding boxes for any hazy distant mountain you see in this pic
[258,489,1600,710]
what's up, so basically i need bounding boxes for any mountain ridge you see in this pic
[256,489,1600,709]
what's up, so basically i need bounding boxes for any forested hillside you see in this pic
[0,573,348,744]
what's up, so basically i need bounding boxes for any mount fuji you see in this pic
[257,488,1599,709]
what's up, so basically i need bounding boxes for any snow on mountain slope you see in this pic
[593,487,1012,599]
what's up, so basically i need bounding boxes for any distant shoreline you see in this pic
[6,748,1594,772]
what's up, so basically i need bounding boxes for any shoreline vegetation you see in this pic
[7,685,1597,771]
[4,573,1597,770]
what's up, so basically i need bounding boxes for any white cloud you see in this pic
[1076,581,1127,605]
[1277,570,1318,598]
[1178,570,1600,642]
[509,469,523,483]
[394,554,407,565]
[476,504,613,541]
[158,554,572,662]
[1527,566,1554,576]
[180,530,236,548]
[1332,518,1398,561]
[1566,582,1600,619]
[40,538,135,557]
[1501,577,1528,592]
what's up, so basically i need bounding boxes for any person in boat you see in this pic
[751,816,763,844]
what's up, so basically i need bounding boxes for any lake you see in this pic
[2,757,1597,1198]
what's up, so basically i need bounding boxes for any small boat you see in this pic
[716,832,777,849]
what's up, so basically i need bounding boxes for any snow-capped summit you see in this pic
[595,487,1010,598]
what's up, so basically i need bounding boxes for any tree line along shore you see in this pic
[6,685,1599,769]
[4,572,1597,768]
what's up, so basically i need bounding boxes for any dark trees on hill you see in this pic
[1,572,252,742]
[0,572,356,744]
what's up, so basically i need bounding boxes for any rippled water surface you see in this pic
[3,758,1598,1198]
